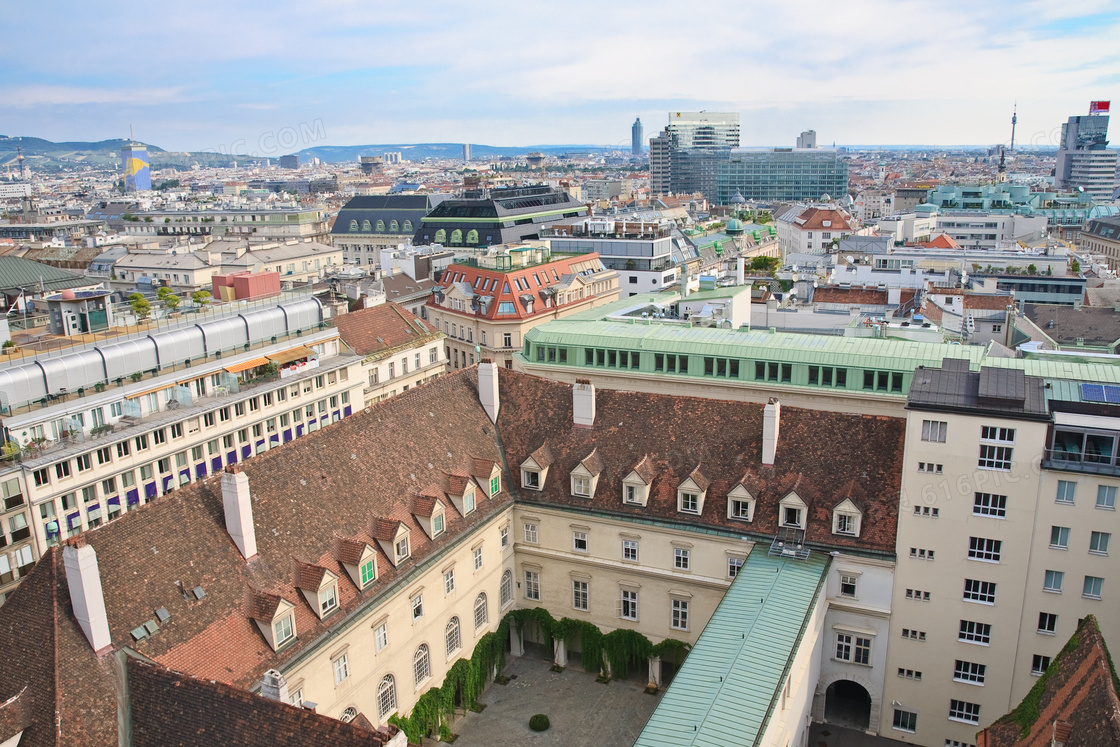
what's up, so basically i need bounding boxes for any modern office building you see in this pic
[463,143,472,162]
[115,206,330,243]
[542,219,680,294]
[426,247,618,369]
[631,117,643,155]
[717,148,849,204]
[649,112,740,200]
[796,130,817,149]
[412,185,588,248]
[1054,102,1118,200]
[649,130,672,195]
[332,194,449,266]
[1079,215,1120,272]
[278,154,299,169]
[120,143,151,193]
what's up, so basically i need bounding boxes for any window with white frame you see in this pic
[374,622,388,651]
[728,556,744,578]
[978,444,1012,470]
[1083,575,1104,599]
[833,511,858,536]
[572,579,589,611]
[892,709,917,732]
[622,539,638,562]
[500,525,509,548]
[1044,570,1063,593]
[444,569,455,595]
[1090,531,1110,554]
[963,579,996,603]
[678,491,700,514]
[620,589,638,620]
[524,523,538,543]
[1056,480,1076,504]
[1050,526,1070,549]
[573,530,588,552]
[1031,655,1052,676]
[840,574,858,597]
[273,614,295,646]
[921,419,947,442]
[525,570,540,601]
[674,547,690,570]
[463,488,476,515]
[624,484,642,504]
[473,593,488,630]
[968,537,1002,562]
[671,599,689,630]
[572,474,591,497]
[729,498,752,521]
[1097,485,1116,509]
[377,675,397,718]
[473,545,483,570]
[500,570,513,608]
[433,512,445,537]
[333,652,350,685]
[953,659,986,685]
[446,617,461,657]
[959,620,991,645]
[413,644,431,686]
[522,469,541,490]
[1038,612,1057,634]
[319,582,339,616]
[835,633,871,665]
[949,699,980,724]
[981,426,1015,443]
[411,593,424,620]
[395,535,410,563]
[973,493,1007,518]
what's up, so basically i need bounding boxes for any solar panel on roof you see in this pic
[1105,385,1120,403]
[1081,383,1105,402]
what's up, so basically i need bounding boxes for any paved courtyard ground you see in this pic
[439,655,663,747]
[809,722,905,747]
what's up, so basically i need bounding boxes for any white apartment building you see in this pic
[118,206,329,242]
[935,211,1048,250]
[776,205,857,259]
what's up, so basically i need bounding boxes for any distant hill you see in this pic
[0,136,270,172]
[295,142,620,163]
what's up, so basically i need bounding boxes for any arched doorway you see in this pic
[824,680,871,730]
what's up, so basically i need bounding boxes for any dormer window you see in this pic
[680,492,700,513]
[676,465,709,515]
[464,488,476,515]
[319,583,339,616]
[780,492,808,529]
[411,495,447,540]
[625,485,639,504]
[783,506,802,527]
[274,614,294,646]
[522,469,541,490]
[622,455,655,507]
[489,475,500,496]
[360,558,376,587]
[521,443,553,491]
[395,536,410,563]
[832,498,863,537]
[335,537,378,590]
[433,512,445,536]
[727,482,754,522]
[572,474,591,497]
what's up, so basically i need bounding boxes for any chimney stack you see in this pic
[736,256,745,286]
[63,542,112,653]
[222,469,257,560]
[762,398,781,465]
[260,669,290,703]
[478,359,499,423]
[573,379,596,428]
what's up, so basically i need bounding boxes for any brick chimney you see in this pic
[478,359,499,423]
[63,542,112,653]
[573,379,596,428]
[762,398,780,466]
[222,469,257,560]
[260,669,290,702]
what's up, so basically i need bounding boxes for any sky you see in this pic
[2,0,1119,153]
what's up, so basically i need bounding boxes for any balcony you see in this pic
[1043,427,1120,476]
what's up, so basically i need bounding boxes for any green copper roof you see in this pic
[634,551,829,747]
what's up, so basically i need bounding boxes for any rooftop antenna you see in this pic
[130,124,134,142]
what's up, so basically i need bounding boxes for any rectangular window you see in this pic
[1043,570,1064,593]
[730,499,751,520]
[395,536,409,562]
[473,546,483,570]
[374,622,389,651]
[433,513,444,535]
[840,574,857,597]
[572,475,590,497]
[949,699,981,724]
[973,493,1007,518]
[835,633,872,665]
[728,557,744,577]
[905,588,930,601]
[411,594,423,620]
[1097,485,1116,509]
[1083,575,1104,599]
[524,523,538,543]
[620,589,638,621]
[273,615,294,645]
[981,426,1015,443]
[56,461,71,479]
[671,599,689,630]
[1031,655,1052,676]
[953,660,986,685]
[1038,612,1057,634]
[781,363,792,383]
[360,559,376,586]
[680,492,699,513]
[968,537,1002,562]
[572,580,589,611]
[901,628,926,641]
[1056,480,1076,504]
[572,530,588,552]
[1050,526,1070,549]
[33,468,49,487]
[75,453,92,472]
[963,579,996,603]
[921,420,947,442]
[622,539,638,562]
[897,668,922,680]
[1090,531,1110,554]
[978,444,1012,470]
[892,709,917,733]
[444,569,455,595]
[525,571,540,601]
[674,547,690,570]
[333,653,350,685]
[959,620,991,645]
[500,525,509,548]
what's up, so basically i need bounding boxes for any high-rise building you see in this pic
[463,143,472,162]
[631,117,644,155]
[717,148,848,203]
[796,130,817,148]
[649,131,672,195]
[278,154,299,169]
[1055,101,1118,200]
[120,143,151,192]
[649,112,740,200]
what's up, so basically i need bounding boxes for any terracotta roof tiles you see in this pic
[334,302,440,357]
[334,536,370,567]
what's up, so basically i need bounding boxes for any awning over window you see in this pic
[224,357,271,374]
[267,346,316,366]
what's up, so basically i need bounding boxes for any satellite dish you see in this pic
[846,255,855,263]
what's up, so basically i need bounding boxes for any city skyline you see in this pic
[1,1,1119,154]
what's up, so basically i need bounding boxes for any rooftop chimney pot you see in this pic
[573,380,596,428]
[63,543,112,653]
[221,470,257,560]
[762,398,781,466]
[478,360,499,423]
[260,669,290,702]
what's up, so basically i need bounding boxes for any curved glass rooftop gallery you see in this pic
[520,320,1120,397]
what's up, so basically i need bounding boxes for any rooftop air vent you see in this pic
[155,607,171,623]
[192,586,206,600]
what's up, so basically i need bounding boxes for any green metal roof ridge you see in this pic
[633,551,829,747]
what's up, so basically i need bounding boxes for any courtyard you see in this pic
[437,654,663,747]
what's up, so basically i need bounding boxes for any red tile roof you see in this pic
[793,207,854,232]
[813,286,888,306]
[292,559,331,591]
[920,233,961,249]
[334,302,440,357]
[371,518,403,542]
[334,536,370,567]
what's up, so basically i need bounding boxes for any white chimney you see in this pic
[222,470,257,559]
[260,669,290,702]
[478,359,499,423]
[573,379,596,427]
[736,256,745,286]
[762,398,781,465]
[63,542,112,653]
